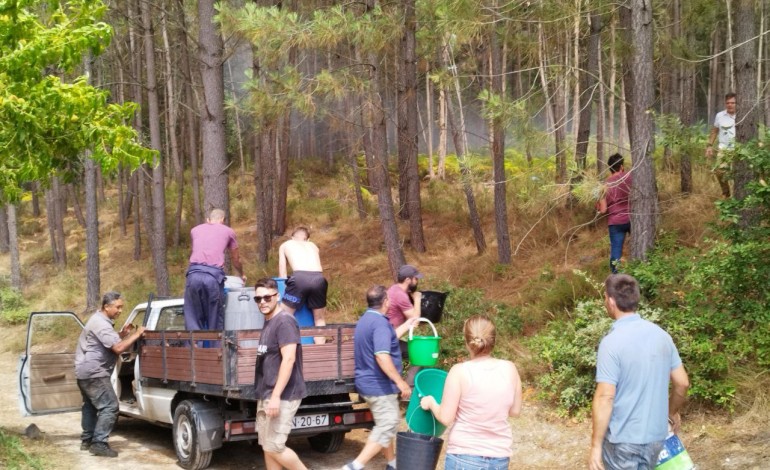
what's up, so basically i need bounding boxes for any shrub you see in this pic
[528,299,663,417]
[0,286,28,325]
[426,282,523,368]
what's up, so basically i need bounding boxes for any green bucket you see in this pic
[408,318,441,367]
[405,368,448,436]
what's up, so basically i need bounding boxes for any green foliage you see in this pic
[0,0,153,203]
[626,129,770,408]
[0,285,29,325]
[427,282,523,367]
[529,299,663,417]
[0,428,45,470]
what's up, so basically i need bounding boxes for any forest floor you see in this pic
[2,169,770,468]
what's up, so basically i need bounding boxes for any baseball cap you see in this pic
[398,264,423,280]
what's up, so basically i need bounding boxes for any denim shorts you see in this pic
[602,439,664,470]
[444,453,510,470]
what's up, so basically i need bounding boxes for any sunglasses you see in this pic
[254,293,278,304]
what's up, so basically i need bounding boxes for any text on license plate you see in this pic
[292,413,329,429]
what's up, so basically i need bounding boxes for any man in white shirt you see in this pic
[705,92,736,198]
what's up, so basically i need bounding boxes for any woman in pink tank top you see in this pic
[420,315,522,470]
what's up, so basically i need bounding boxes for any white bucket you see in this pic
[224,275,245,290]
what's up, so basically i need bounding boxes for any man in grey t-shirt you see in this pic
[74,291,145,458]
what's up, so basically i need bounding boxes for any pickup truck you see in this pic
[17,295,374,470]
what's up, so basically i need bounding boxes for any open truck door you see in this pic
[18,312,84,416]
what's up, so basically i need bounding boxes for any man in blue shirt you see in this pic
[343,285,416,470]
[589,274,690,470]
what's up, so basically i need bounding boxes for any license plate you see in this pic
[292,413,329,429]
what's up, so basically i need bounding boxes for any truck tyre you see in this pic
[173,400,213,470]
[307,431,345,453]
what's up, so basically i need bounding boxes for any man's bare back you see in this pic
[279,239,323,277]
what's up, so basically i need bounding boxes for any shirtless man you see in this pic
[278,227,327,344]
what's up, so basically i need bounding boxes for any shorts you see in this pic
[283,271,328,310]
[256,399,301,453]
[362,394,400,447]
[602,439,664,470]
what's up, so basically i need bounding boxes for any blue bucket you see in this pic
[273,277,315,345]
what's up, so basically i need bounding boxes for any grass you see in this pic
[0,428,46,470]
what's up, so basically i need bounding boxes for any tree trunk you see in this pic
[437,84,447,180]
[179,0,202,225]
[680,63,695,194]
[30,182,41,217]
[597,23,607,175]
[161,5,184,248]
[444,38,486,254]
[49,178,67,267]
[574,12,602,179]
[397,0,425,251]
[44,188,62,265]
[129,0,143,260]
[7,204,21,290]
[425,73,435,179]
[199,0,229,215]
[68,184,86,228]
[733,0,758,222]
[143,0,170,296]
[84,156,101,311]
[625,0,658,261]
[489,18,511,264]
[275,109,291,236]
[253,129,268,263]
[0,205,8,254]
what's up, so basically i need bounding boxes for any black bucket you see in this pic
[396,431,444,470]
[420,291,448,324]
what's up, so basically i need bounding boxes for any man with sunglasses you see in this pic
[253,278,308,470]
[183,208,245,331]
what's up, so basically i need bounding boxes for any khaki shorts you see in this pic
[256,399,301,453]
[362,394,400,447]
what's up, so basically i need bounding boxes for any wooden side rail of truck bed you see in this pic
[139,324,356,399]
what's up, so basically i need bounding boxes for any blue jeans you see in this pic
[77,377,119,444]
[602,439,664,470]
[608,223,631,273]
[444,453,510,470]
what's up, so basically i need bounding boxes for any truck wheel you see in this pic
[173,400,213,470]
[307,431,345,453]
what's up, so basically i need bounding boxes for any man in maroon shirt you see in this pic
[386,264,423,386]
[183,208,245,330]
[598,154,632,274]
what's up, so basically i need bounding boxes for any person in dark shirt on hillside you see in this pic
[597,154,632,273]
[183,208,245,330]
[253,277,308,470]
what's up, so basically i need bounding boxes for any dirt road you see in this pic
[2,337,769,469]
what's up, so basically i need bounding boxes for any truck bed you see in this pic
[139,324,356,399]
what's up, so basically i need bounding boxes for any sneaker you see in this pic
[80,440,91,451]
[341,462,356,470]
[385,465,396,470]
[89,442,118,458]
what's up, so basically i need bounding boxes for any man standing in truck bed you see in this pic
[253,277,308,470]
[184,208,245,331]
[278,226,327,343]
